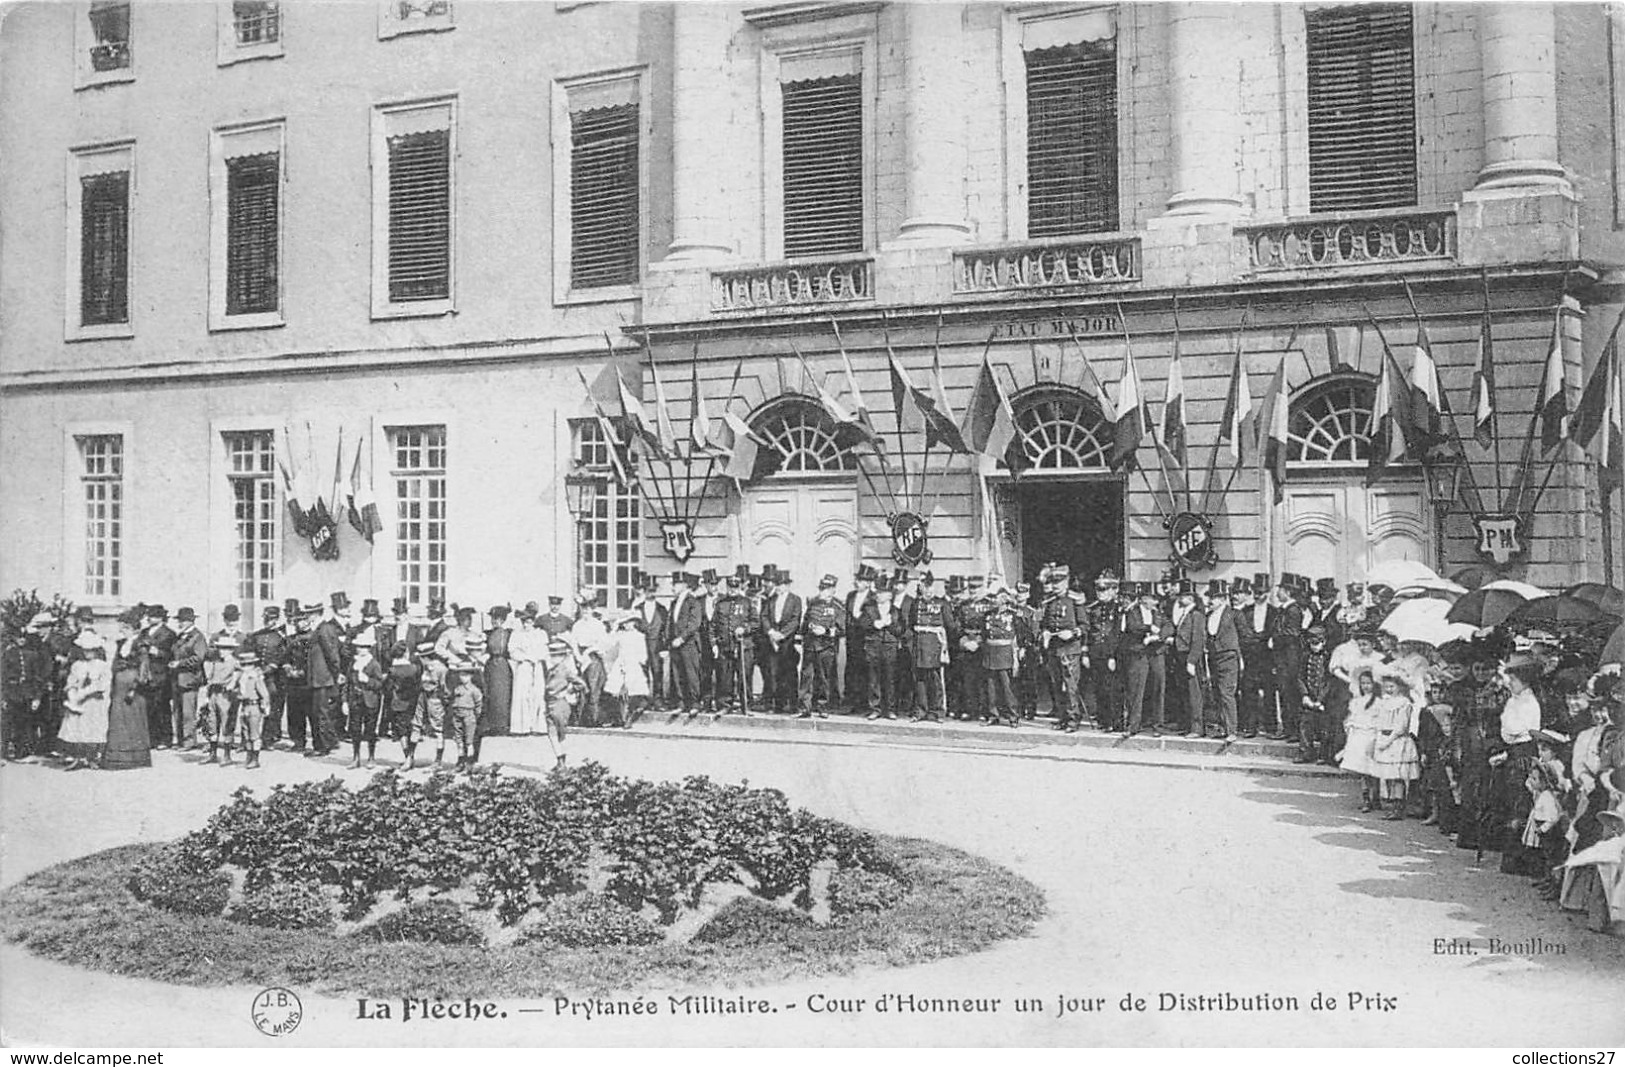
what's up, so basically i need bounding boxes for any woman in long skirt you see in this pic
[508,608,548,735]
[482,606,514,737]
[58,632,111,770]
[104,610,151,769]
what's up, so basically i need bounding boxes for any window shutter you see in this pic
[1306,4,1417,212]
[226,153,279,315]
[80,171,129,326]
[387,129,451,302]
[570,103,640,289]
[781,75,863,258]
[1026,40,1119,237]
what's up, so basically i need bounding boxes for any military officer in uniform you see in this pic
[955,577,992,722]
[1083,569,1124,731]
[798,574,845,718]
[712,571,756,714]
[1040,564,1087,731]
[247,605,287,745]
[906,571,955,722]
[980,584,1022,727]
[698,568,722,711]
[1310,578,1345,650]
[890,569,917,719]
[1014,580,1041,720]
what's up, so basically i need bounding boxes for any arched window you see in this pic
[1288,375,1377,465]
[1006,385,1111,470]
[749,398,860,476]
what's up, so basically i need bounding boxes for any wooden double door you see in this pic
[1274,479,1431,582]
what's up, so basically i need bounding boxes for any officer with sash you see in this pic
[980,583,1022,727]
[1083,569,1124,731]
[712,570,757,714]
[907,571,955,722]
[798,574,845,718]
[1040,563,1086,731]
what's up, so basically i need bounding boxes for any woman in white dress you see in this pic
[1341,668,1382,811]
[507,607,548,736]
[58,631,112,770]
[604,615,650,725]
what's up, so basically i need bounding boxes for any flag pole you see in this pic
[922,326,998,522]
[1117,301,1177,525]
[833,315,902,510]
[1171,296,1193,513]
[1481,269,1506,510]
[576,364,667,523]
[1508,311,1560,518]
[882,313,913,508]
[1198,304,1249,518]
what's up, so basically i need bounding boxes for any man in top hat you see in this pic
[134,604,176,748]
[761,567,803,715]
[377,597,408,664]
[905,571,956,722]
[1269,573,1309,743]
[307,597,346,756]
[1120,580,1173,735]
[711,570,757,715]
[630,575,673,712]
[1236,575,1275,739]
[798,574,846,719]
[1039,563,1086,731]
[423,599,451,647]
[844,564,879,715]
[1166,579,1207,736]
[697,568,722,710]
[167,606,210,750]
[1082,568,1124,731]
[857,576,904,720]
[889,569,918,719]
[1310,578,1344,649]
[539,595,573,639]
[1201,579,1242,742]
[980,582,1022,728]
[668,572,707,718]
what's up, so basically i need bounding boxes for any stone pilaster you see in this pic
[665,4,736,262]
[893,3,973,245]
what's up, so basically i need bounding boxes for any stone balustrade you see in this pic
[1238,209,1457,274]
[709,256,874,312]
[952,235,1141,296]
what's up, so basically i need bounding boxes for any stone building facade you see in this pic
[1,2,1621,620]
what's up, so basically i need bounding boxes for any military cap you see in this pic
[819,573,838,588]
[1093,567,1117,586]
[261,605,282,620]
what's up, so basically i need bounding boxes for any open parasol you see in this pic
[1601,621,1624,666]
[1505,594,1612,629]
[1366,560,1441,589]
[1390,578,1467,604]
[1563,583,1625,617]
[1449,564,1507,591]
[1445,585,1538,629]
[1379,598,1479,646]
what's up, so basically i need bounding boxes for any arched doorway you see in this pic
[739,397,861,598]
[1002,385,1125,591]
[1276,374,1430,581]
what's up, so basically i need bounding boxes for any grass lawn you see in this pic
[0,835,1045,999]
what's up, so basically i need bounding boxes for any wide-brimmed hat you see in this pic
[176,607,196,623]
[351,630,376,648]
[72,630,104,651]
[236,649,260,665]
[212,632,239,648]
[547,636,572,653]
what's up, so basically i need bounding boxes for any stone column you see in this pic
[894,3,973,244]
[666,4,735,261]
[1475,3,1568,190]
[1160,3,1244,219]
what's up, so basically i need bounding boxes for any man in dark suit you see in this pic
[307,598,346,755]
[668,572,706,718]
[760,567,803,714]
[168,606,209,750]
[248,605,288,745]
[1120,581,1172,735]
[1269,573,1309,743]
[1236,575,1275,738]
[631,575,671,712]
[844,564,877,714]
[1202,579,1242,742]
[712,571,756,714]
[135,604,176,748]
[1167,580,1207,736]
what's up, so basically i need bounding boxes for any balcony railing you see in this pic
[1238,208,1456,274]
[709,255,873,312]
[952,235,1140,296]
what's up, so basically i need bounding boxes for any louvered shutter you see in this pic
[570,104,640,289]
[1306,5,1417,212]
[226,153,279,315]
[387,129,451,302]
[80,171,129,326]
[1026,40,1119,237]
[782,75,863,258]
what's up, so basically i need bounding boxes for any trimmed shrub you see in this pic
[693,896,814,946]
[127,849,230,917]
[518,892,662,948]
[829,867,905,917]
[227,881,336,932]
[353,899,484,947]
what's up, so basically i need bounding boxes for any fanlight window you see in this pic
[1007,386,1111,470]
[1288,376,1376,464]
[749,398,860,476]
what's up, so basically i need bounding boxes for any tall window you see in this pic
[573,420,641,609]
[78,435,123,598]
[373,100,455,316]
[569,103,640,290]
[232,1,280,44]
[391,425,447,606]
[225,431,277,618]
[1025,38,1118,236]
[87,1,131,72]
[80,170,129,327]
[227,154,279,315]
[781,74,863,257]
[1306,4,1417,212]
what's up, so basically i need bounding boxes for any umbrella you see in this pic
[1390,578,1467,604]
[1366,560,1440,589]
[1379,598,1478,646]
[1449,564,1507,591]
[1446,586,1536,629]
[1603,622,1624,666]
[1505,594,1611,629]
[1482,578,1549,599]
[1564,583,1625,617]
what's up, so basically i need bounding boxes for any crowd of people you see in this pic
[3,560,1620,935]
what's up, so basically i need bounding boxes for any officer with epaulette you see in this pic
[248,604,288,746]
[906,571,955,722]
[1085,565,1124,734]
[798,574,845,719]
[1040,563,1087,731]
[980,583,1022,727]
[956,576,992,722]
[1013,579,1041,720]
[859,578,904,720]
[711,570,757,714]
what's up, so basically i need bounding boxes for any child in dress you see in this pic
[606,615,650,726]
[1524,728,1572,900]
[1342,669,1381,811]
[1371,669,1422,820]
